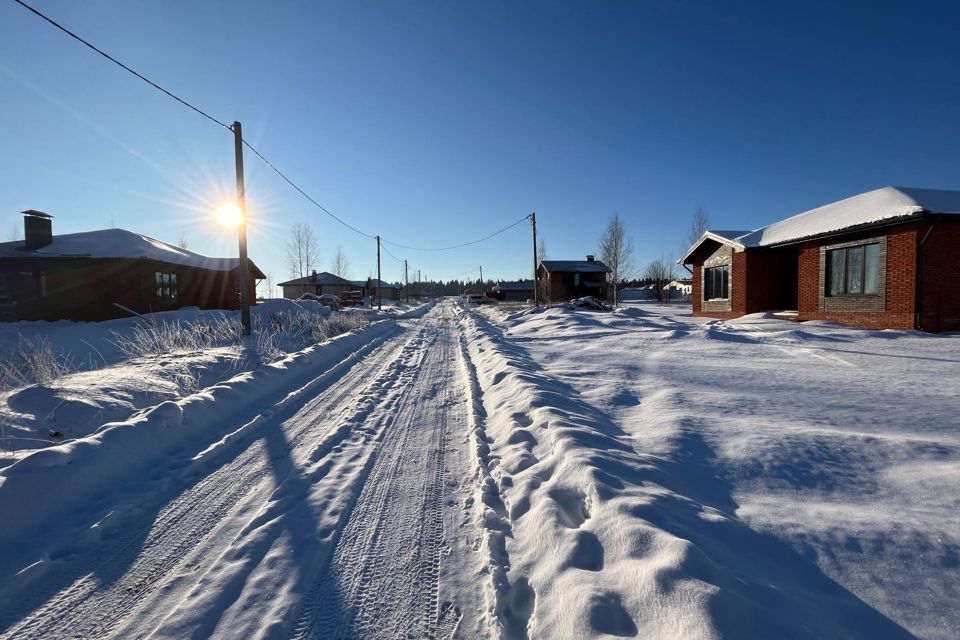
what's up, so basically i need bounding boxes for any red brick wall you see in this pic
[690,253,745,320]
[798,226,918,330]
[920,220,960,331]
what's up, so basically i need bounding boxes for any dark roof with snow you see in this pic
[279,272,353,287]
[540,259,610,273]
[494,280,534,291]
[0,228,266,277]
[680,186,960,263]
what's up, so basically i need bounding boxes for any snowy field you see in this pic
[470,300,959,639]
[0,298,956,639]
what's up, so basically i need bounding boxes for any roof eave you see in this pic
[678,232,746,265]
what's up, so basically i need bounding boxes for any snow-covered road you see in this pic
[0,304,487,639]
[1,300,957,639]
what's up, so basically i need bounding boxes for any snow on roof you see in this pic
[540,259,610,273]
[0,228,257,274]
[278,272,353,287]
[680,186,960,263]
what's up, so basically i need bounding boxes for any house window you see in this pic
[574,273,581,286]
[704,265,729,300]
[155,272,178,303]
[826,243,879,296]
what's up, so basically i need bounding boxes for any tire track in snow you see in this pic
[0,327,415,640]
[291,308,467,640]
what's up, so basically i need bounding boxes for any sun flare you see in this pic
[214,202,244,228]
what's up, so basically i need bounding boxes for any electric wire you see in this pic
[380,214,531,252]
[12,0,232,132]
[379,243,403,263]
[12,0,533,254]
[241,140,377,240]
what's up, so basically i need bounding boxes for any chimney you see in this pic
[23,210,53,250]
[311,270,317,282]
[586,254,595,262]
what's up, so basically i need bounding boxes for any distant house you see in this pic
[0,210,265,322]
[537,255,610,303]
[351,278,401,301]
[679,186,960,331]
[619,284,659,302]
[492,280,534,302]
[279,271,354,299]
[665,279,693,300]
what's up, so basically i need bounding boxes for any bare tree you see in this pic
[258,274,274,300]
[644,254,677,302]
[687,206,710,246]
[598,213,635,307]
[330,245,350,279]
[287,223,320,279]
[176,230,189,250]
[536,238,549,303]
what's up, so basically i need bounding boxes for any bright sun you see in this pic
[215,202,244,228]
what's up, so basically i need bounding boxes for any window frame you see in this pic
[825,242,880,297]
[703,264,730,301]
[155,271,179,304]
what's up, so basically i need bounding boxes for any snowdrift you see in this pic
[0,320,399,559]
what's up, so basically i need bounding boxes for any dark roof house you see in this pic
[538,255,610,303]
[679,186,960,331]
[0,210,265,322]
[278,271,354,299]
[492,280,534,301]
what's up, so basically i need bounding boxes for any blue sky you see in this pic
[3,0,959,290]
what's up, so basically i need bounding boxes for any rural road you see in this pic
[0,302,487,639]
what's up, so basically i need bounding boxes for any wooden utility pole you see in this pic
[531,212,539,307]
[479,265,483,289]
[404,259,409,303]
[376,235,382,311]
[233,121,251,335]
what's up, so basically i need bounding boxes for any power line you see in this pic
[241,140,376,240]
[13,0,534,254]
[381,214,531,252]
[12,0,231,131]
[379,242,403,263]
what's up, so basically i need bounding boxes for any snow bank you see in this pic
[0,320,399,556]
[484,304,958,639]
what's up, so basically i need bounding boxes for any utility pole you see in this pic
[418,269,421,300]
[404,259,409,303]
[531,212,539,307]
[233,121,251,335]
[376,235,382,311]
[479,265,483,290]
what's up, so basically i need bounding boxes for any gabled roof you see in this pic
[680,186,960,263]
[540,259,610,273]
[0,227,266,277]
[278,272,353,287]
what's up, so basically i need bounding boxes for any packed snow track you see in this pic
[0,303,485,639]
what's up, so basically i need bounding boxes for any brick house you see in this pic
[0,210,265,322]
[538,256,610,303]
[679,187,960,332]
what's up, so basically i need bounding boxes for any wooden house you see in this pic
[0,211,264,322]
[537,256,610,303]
[279,271,355,299]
